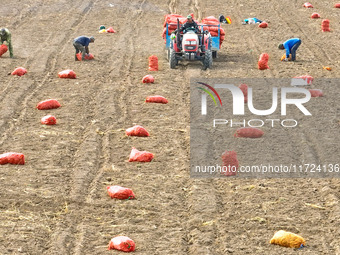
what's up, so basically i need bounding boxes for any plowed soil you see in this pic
[1,0,339,254]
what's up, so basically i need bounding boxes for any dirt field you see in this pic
[0,0,340,254]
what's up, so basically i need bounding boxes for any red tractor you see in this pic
[166,19,220,70]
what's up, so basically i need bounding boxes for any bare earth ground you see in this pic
[0,0,339,254]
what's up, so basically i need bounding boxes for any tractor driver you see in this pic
[180,15,199,33]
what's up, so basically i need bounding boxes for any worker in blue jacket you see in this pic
[73,36,95,61]
[278,38,302,61]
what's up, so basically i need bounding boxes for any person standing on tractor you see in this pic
[179,15,199,33]
[73,36,95,61]
[278,38,302,61]
[0,28,13,58]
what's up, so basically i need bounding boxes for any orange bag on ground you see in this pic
[108,236,135,252]
[142,75,154,83]
[221,150,239,176]
[37,99,61,110]
[145,95,168,104]
[258,22,268,28]
[239,83,248,103]
[0,44,8,57]
[126,125,149,137]
[129,147,154,162]
[303,2,313,8]
[294,75,314,85]
[335,3,340,8]
[258,53,269,70]
[270,230,306,248]
[234,127,264,138]
[311,13,320,18]
[106,27,115,33]
[76,53,94,61]
[11,67,27,76]
[0,152,25,165]
[309,89,323,97]
[41,115,57,125]
[107,186,135,200]
[58,69,76,79]
[322,19,330,32]
[149,55,158,71]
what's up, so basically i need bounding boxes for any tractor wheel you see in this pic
[169,48,177,69]
[203,49,213,70]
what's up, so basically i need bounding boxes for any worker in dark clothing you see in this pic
[0,28,13,58]
[180,15,199,33]
[278,38,302,61]
[73,36,95,61]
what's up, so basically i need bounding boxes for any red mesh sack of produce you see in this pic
[234,127,264,138]
[148,55,158,71]
[311,12,320,18]
[238,83,248,103]
[221,150,239,176]
[335,3,340,8]
[76,53,94,61]
[145,95,168,104]
[58,69,76,79]
[294,75,314,85]
[129,147,154,162]
[321,19,330,32]
[0,44,8,57]
[201,16,219,24]
[270,230,306,248]
[309,89,323,97]
[11,67,27,76]
[0,152,25,165]
[106,27,115,33]
[258,53,269,70]
[107,186,135,200]
[37,99,61,110]
[108,236,135,252]
[258,22,268,28]
[163,14,183,27]
[142,75,154,83]
[303,2,313,8]
[85,53,94,60]
[126,125,149,137]
[41,115,57,125]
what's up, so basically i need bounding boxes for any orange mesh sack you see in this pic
[239,83,248,103]
[0,152,25,165]
[0,44,8,57]
[149,55,158,71]
[258,53,269,70]
[126,125,150,137]
[270,230,306,248]
[108,236,135,252]
[234,127,264,138]
[11,67,27,76]
[145,95,168,104]
[41,115,57,125]
[221,150,239,176]
[129,147,154,162]
[309,89,323,97]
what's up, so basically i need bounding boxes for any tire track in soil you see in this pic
[0,0,96,147]
[171,0,225,253]
[60,1,149,254]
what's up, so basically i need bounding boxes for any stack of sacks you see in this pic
[162,14,186,40]
[199,16,226,47]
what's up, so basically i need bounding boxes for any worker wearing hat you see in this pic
[278,38,301,61]
[179,15,199,33]
[0,28,13,58]
[73,36,95,61]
